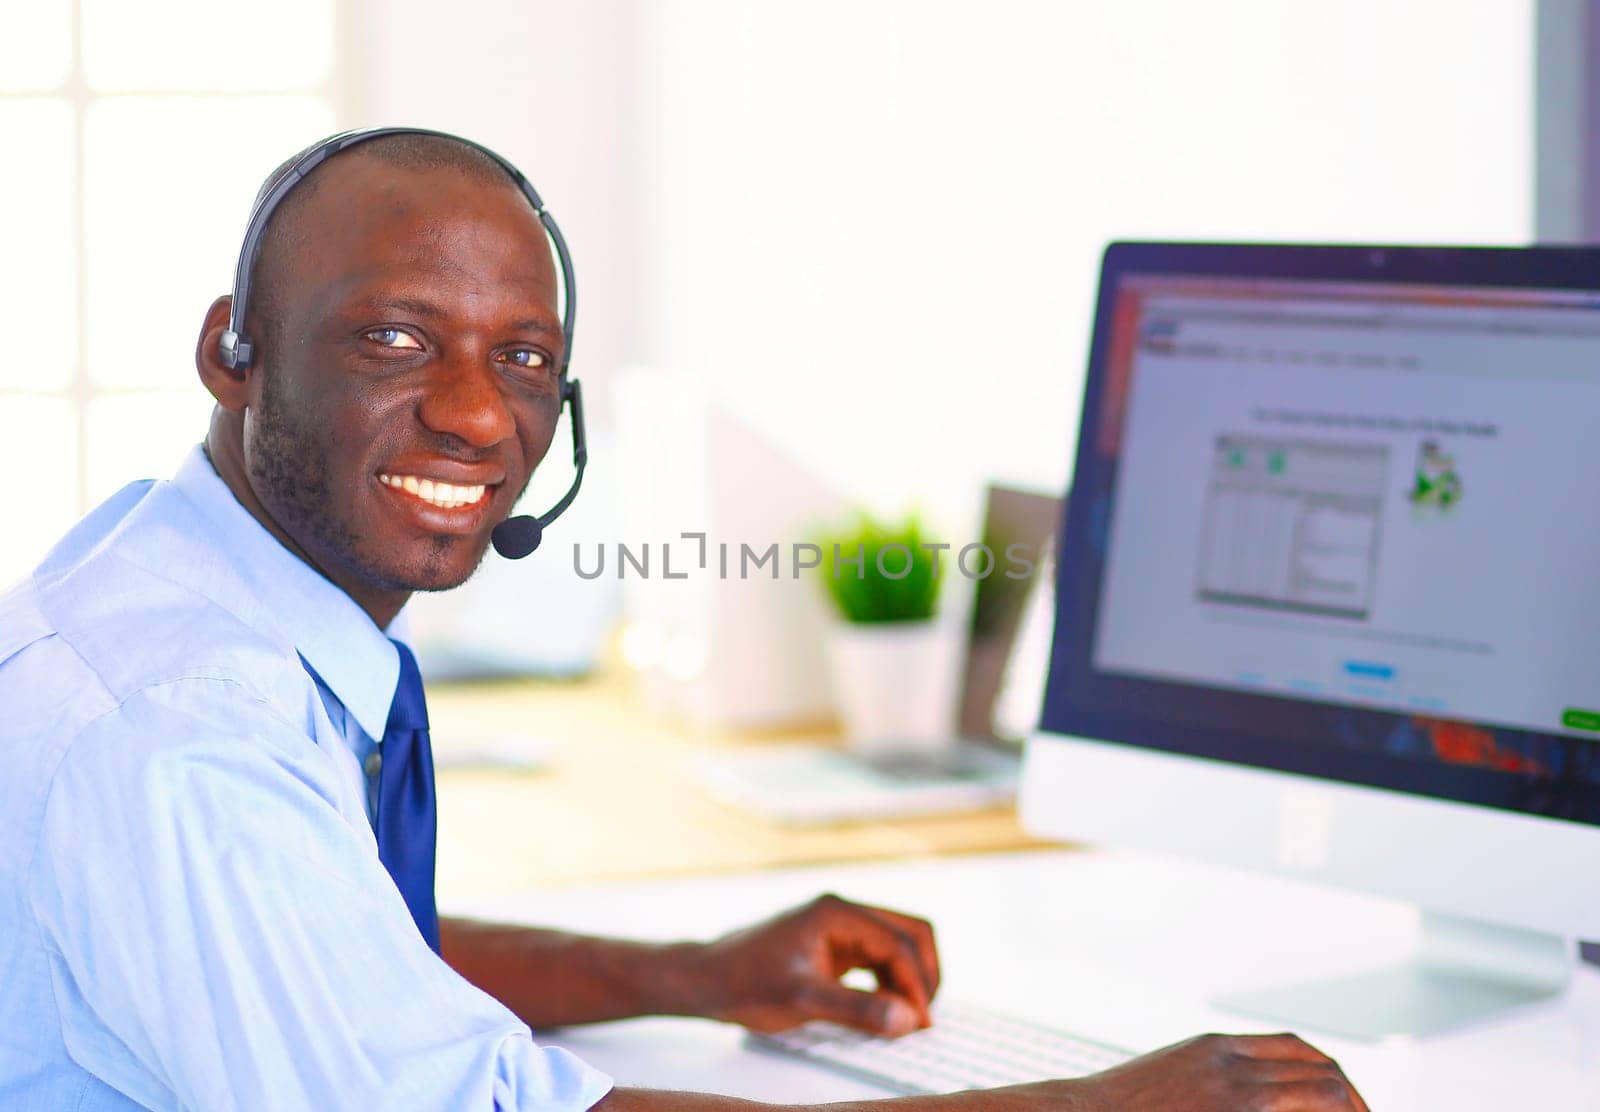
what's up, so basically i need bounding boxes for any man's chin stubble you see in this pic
[403,533,491,593]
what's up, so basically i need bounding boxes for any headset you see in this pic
[219,126,586,560]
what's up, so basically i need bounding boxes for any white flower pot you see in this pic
[824,619,963,757]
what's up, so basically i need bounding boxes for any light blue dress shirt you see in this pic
[0,446,614,1111]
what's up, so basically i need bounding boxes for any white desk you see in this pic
[448,848,1600,1109]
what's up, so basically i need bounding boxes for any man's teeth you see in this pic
[378,473,488,509]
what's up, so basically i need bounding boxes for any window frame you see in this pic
[0,0,352,518]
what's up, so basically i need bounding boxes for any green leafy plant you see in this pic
[814,513,941,624]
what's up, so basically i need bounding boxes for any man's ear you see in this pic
[195,294,254,413]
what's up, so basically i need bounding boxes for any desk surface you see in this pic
[426,673,1044,902]
[449,849,1600,1110]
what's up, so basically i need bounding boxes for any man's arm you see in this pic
[440,918,709,1028]
[441,894,937,1034]
[440,906,1371,1111]
[30,684,609,1111]
[593,1032,1371,1111]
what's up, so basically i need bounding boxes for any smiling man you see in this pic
[0,131,1367,1111]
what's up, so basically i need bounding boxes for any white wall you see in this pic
[634,0,1534,531]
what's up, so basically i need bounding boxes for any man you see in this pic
[0,131,1368,1110]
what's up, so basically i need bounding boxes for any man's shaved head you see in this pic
[246,134,523,356]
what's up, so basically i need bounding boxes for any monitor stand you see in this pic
[1213,911,1573,1041]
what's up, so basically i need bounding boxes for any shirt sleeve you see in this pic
[26,676,613,1112]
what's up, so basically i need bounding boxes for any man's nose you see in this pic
[417,355,516,449]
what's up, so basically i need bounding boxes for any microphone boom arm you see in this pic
[490,377,587,560]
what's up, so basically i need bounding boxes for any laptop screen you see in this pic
[1042,245,1600,825]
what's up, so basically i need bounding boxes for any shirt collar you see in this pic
[170,445,401,740]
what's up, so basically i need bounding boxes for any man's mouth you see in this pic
[378,472,490,510]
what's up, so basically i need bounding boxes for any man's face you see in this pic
[241,158,564,598]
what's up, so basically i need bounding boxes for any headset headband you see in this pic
[218,126,576,378]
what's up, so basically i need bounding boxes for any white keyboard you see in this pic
[751,1000,1136,1095]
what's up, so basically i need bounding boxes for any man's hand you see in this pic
[996,1032,1369,1112]
[687,893,940,1038]
[438,897,936,1033]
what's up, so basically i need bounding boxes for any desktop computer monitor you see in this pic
[1020,243,1600,1041]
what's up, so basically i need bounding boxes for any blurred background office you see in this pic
[0,0,1534,574]
[0,0,1549,888]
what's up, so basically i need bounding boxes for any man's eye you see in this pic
[365,328,422,350]
[503,349,548,370]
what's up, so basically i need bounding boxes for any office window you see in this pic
[0,1,336,586]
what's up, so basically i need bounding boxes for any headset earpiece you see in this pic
[218,329,251,371]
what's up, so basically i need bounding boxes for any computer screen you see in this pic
[1042,244,1600,825]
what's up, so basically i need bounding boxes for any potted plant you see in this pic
[814,513,962,755]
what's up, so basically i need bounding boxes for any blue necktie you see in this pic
[377,640,441,953]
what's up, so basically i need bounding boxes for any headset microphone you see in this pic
[221,126,586,561]
[490,516,544,560]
